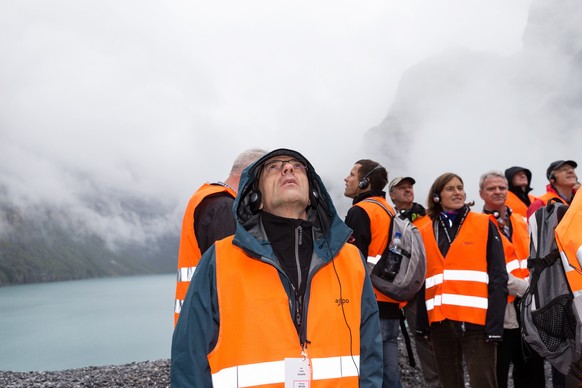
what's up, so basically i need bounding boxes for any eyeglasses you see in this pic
[263,159,307,173]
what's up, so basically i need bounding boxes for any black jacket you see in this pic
[194,191,236,253]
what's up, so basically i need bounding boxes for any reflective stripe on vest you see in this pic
[209,237,363,387]
[177,266,196,282]
[211,356,361,387]
[421,212,490,325]
[174,183,236,326]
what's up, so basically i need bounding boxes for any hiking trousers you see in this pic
[496,328,545,388]
[403,298,441,387]
[431,319,498,388]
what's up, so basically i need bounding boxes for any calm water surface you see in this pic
[0,274,175,372]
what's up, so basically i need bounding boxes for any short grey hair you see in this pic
[230,148,269,175]
[479,170,507,191]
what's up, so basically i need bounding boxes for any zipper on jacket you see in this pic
[295,225,303,291]
[291,283,303,333]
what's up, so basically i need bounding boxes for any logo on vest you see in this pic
[336,298,350,306]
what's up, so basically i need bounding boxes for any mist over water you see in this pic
[0,275,174,372]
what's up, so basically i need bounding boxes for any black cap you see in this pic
[504,166,532,184]
[546,160,577,180]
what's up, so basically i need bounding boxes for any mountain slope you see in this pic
[0,190,179,286]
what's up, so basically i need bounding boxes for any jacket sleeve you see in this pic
[415,284,430,335]
[484,221,509,340]
[194,195,236,253]
[171,246,219,387]
[345,206,372,257]
[357,253,383,387]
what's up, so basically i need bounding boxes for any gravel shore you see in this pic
[5,336,554,387]
[0,344,426,387]
[0,357,424,387]
[0,360,171,388]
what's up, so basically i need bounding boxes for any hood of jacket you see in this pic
[505,166,533,195]
[232,148,352,264]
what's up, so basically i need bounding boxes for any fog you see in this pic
[3,0,578,243]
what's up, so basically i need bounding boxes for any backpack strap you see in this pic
[399,313,416,367]
[361,198,395,242]
[361,198,395,217]
[527,249,561,300]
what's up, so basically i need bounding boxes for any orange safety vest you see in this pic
[413,214,431,230]
[506,191,537,220]
[555,191,582,297]
[420,212,490,326]
[208,237,363,387]
[355,198,401,303]
[486,211,530,303]
[537,191,570,206]
[174,183,236,326]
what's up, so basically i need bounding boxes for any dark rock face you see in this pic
[365,0,582,181]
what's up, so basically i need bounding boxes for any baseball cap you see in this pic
[546,160,577,180]
[389,176,416,192]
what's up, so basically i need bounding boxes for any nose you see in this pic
[281,161,294,174]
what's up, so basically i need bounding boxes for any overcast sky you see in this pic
[0,0,551,223]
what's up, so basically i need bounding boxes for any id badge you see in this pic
[284,357,311,388]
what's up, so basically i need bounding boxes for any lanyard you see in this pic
[436,209,468,244]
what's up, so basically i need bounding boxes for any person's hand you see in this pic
[507,274,529,297]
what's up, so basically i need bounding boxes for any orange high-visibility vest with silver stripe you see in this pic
[555,191,582,298]
[174,183,236,326]
[420,212,490,326]
[208,236,363,387]
[506,191,537,220]
[487,211,530,303]
[355,197,401,303]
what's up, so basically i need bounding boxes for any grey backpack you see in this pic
[362,199,426,302]
[521,201,580,375]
